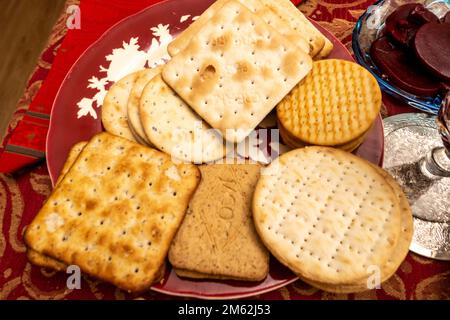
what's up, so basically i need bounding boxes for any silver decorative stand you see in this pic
[383,113,450,260]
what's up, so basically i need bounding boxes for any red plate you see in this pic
[47,0,384,299]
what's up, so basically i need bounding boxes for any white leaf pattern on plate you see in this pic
[76,25,173,119]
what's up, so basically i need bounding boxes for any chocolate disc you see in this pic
[414,23,450,81]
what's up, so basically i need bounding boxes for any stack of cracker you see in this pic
[139,74,226,164]
[277,59,381,152]
[169,164,269,281]
[102,0,334,163]
[167,0,333,59]
[102,65,228,163]
[252,147,413,293]
[162,0,313,143]
[25,133,200,292]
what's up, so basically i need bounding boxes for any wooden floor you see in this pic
[0,0,66,138]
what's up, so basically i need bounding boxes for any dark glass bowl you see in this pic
[352,0,449,114]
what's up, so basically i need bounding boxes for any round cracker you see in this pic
[140,74,226,163]
[278,120,369,152]
[127,118,151,146]
[302,165,413,293]
[277,59,381,146]
[101,72,140,141]
[127,67,163,145]
[253,146,402,285]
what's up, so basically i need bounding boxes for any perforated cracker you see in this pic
[101,72,140,142]
[169,164,269,281]
[140,74,226,163]
[163,0,312,143]
[370,166,413,280]
[25,132,200,292]
[337,131,369,153]
[27,249,167,283]
[168,0,224,57]
[278,120,369,152]
[253,147,401,285]
[28,139,170,280]
[257,0,325,56]
[30,141,86,272]
[128,119,151,146]
[302,166,413,293]
[127,67,162,145]
[314,38,334,60]
[27,248,67,272]
[168,0,313,57]
[277,59,381,146]
[55,141,87,185]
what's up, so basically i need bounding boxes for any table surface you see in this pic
[0,0,448,300]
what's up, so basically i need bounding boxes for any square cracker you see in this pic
[259,0,331,57]
[167,0,322,57]
[27,139,168,283]
[25,132,200,292]
[162,0,312,143]
[55,141,88,185]
[27,248,67,272]
[27,141,88,272]
[27,246,167,284]
[168,164,269,281]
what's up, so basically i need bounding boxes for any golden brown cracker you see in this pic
[277,59,381,146]
[25,132,200,292]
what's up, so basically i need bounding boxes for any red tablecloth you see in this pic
[0,0,448,300]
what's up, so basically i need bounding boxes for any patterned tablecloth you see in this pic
[0,0,448,300]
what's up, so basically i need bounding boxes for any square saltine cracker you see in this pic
[162,0,312,143]
[25,132,200,292]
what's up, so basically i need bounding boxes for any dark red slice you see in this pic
[443,11,450,24]
[371,37,441,96]
[408,5,439,25]
[385,4,438,46]
[414,22,450,81]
